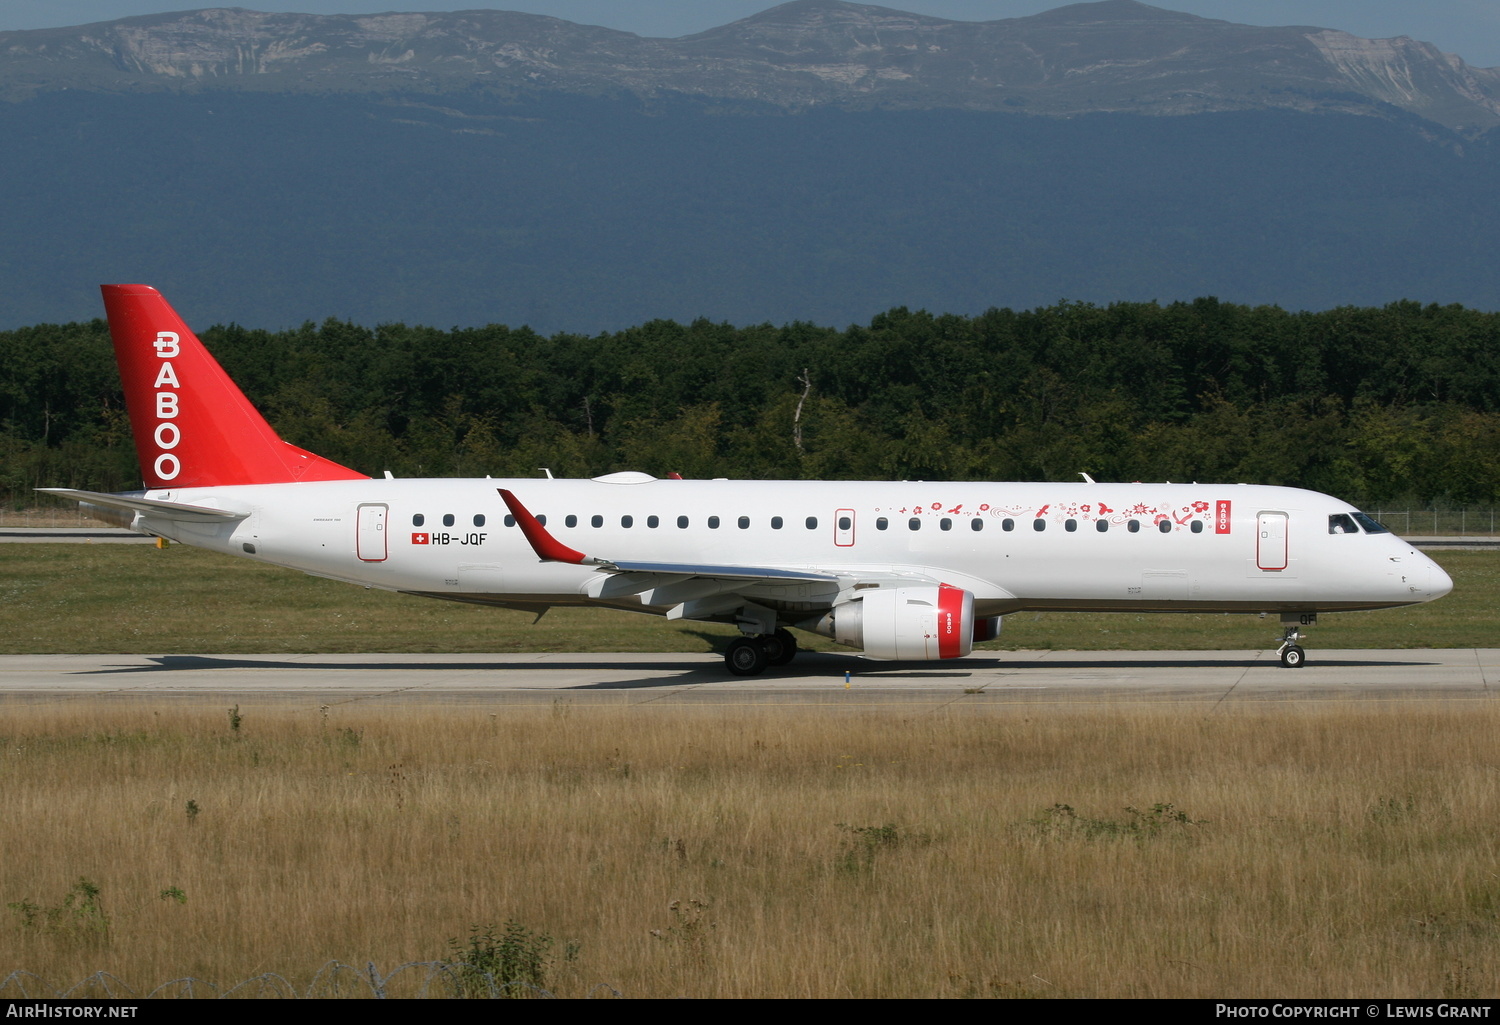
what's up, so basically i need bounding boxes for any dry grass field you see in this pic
[3,701,1500,998]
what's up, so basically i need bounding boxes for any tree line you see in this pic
[3,297,1498,507]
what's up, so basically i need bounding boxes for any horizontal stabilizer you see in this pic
[36,488,250,522]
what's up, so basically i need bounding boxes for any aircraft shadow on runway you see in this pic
[80,653,865,687]
[74,651,1442,689]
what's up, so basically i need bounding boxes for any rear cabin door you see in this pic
[1256,511,1288,571]
[357,503,389,562]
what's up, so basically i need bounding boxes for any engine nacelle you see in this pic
[809,584,976,661]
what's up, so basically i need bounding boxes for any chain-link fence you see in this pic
[1370,508,1499,536]
[0,506,103,528]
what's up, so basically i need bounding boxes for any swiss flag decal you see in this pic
[411,532,430,544]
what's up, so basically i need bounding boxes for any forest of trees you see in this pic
[3,297,1498,508]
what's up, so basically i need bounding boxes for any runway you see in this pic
[0,527,155,543]
[0,649,1494,706]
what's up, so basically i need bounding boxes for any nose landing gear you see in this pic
[1276,612,1314,668]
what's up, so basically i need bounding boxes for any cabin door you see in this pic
[357,503,389,562]
[1256,511,1288,571]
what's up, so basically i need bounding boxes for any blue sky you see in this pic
[4,1,1499,68]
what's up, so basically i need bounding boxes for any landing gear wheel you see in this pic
[1276,615,1312,669]
[760,629,798,667]
[726,636,769,676]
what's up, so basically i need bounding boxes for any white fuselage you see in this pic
[129,476,1451,621]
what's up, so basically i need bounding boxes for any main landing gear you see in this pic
[1276,612,1315,668]
[724,629,799,676]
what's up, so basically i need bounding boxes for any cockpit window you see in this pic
[1352,512,1390,534]
[1328,513,1359,535]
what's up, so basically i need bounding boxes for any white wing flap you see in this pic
[584,563,838,601]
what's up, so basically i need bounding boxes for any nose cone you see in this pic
[1426,558,1454,601]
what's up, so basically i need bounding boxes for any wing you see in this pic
[497,489,1015,626]
[499,488,860,623]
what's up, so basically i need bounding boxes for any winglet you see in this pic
[498,489,594,565]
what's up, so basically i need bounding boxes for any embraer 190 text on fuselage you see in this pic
[41,285,1453,674]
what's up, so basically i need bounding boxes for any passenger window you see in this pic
[877,517,889,530]
[565,514,578,528]
[1065,519,1077,532]
[677,516,689,528]
[708,516,720,529]
[1032,519,1046,531]
[1158,519,1171,534]
[771,516,783,529]
[1002,518,1015,531]
[412,513,425,526]
[621,515,633,528]
[591,514,603,528]
[1191,520,1203,534]
[1096,520,1108,533]
[443,514,455,527]
[970,519,983,532]
[1328,513,1358,534]
[536,515,546,526]
[474,514,486,527]
[839,516,852,531]
[909,518,921,531]
[1127,519,1140,533]
[806,517,818,530]
[647,515,660,528]
[940,518,952,531]
[504,515,516,528]
[738,516,750,529]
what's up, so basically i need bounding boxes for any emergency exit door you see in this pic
[834,509,855,547]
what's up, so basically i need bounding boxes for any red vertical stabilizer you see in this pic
[102,284,369,489]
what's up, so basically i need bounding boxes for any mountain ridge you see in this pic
[2,1,1497,132]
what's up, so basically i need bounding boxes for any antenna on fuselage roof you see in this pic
[1080,472,1097,484]
[539,468,554,479]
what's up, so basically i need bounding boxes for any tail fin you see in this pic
[102,284,368,488]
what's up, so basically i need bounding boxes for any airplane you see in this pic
[40,284,1453,675]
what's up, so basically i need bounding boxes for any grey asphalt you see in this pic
[0,527,154,543]
[0,649,1494,706]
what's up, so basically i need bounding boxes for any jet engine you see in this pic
[805,583,979,660]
